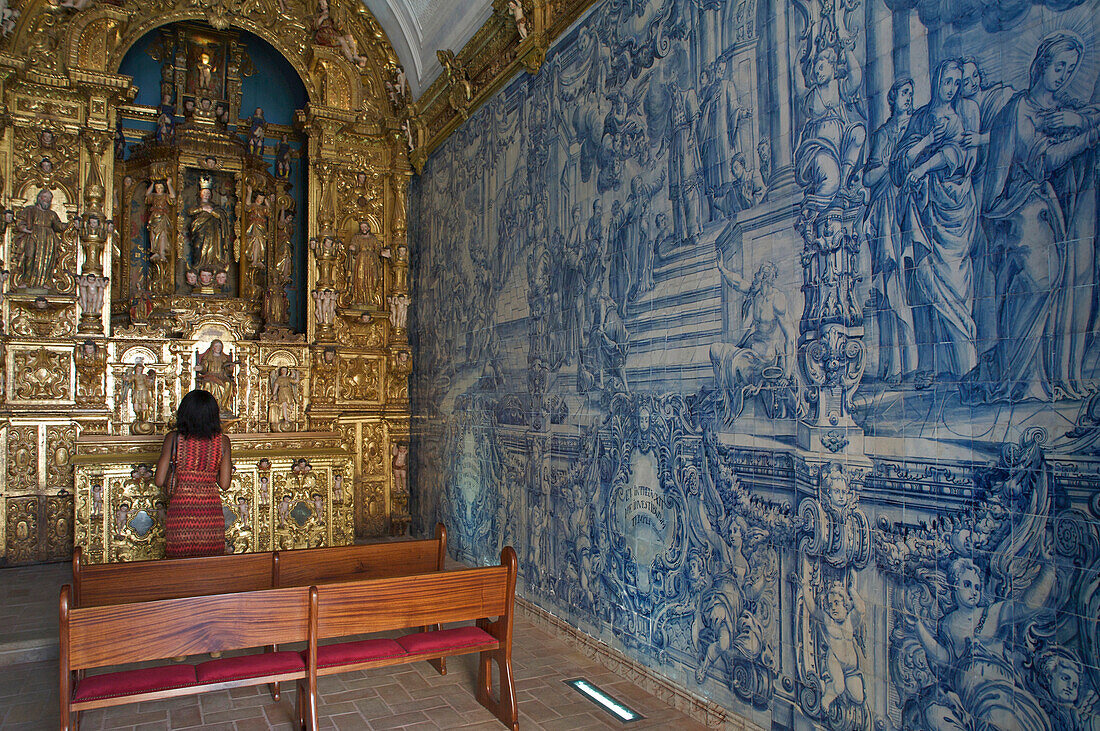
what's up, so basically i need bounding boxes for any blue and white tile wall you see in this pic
[408,0,1100,729]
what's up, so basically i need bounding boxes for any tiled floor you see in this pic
[0,562,708,730]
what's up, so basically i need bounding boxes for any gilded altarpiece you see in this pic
[74,432,353,563]
[0,0,413,565]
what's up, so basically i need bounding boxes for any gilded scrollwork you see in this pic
[311,346,337,404]
[337,354,380,402]
[44,493,74,560]
[357,478,385,536]
[385,347,410,402]
[7,425,39,492]
[45,424,77,492]
[272,459,330,549]
[334,312,384,349]
[4,496,39,565]
[74,339,107,402]
[107,468,170,562]
[9,297,77,338]
[13,347,71,401]
[361,421,384,476]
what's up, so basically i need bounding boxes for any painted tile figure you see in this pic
[892,59,980,387]
[965,33,1100,403]
[406,2,1100,731]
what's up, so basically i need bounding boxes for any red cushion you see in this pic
[195,651,305,683]
[72,664,198,702]
[311,638,408,669]
[397,626,497,655]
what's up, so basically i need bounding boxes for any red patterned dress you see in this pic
[165,434,225,558]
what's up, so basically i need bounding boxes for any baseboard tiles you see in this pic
[516,597,766,731]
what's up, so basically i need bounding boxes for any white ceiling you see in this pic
[362,0,494,99]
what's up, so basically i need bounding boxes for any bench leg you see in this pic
[307,674,318,731]
[476,649,518,731]
[295,679,308,730]
[421,624,446,675]
[268,645,281,701]
[295,676,318,730]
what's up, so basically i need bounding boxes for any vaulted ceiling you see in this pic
[362,0,493,98]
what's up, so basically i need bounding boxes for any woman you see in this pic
[891,59,979,387]
[964,33,1100,403]
[154,389,231,558]
[863,77,917,386]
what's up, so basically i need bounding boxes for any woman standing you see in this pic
[154,389,232,558]
[891,59,979,387]
[965,33,1100,403]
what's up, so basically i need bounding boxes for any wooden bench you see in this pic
[71,525,449,702]
[300,546,519,730]
[60,584,315,731]
[71,523,448,606]
[59,545,518,731]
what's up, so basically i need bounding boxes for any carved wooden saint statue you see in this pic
[348,220,381,306]
[14,189,70,291]
[189,179,232,268]
[267,366,300,432]
[122,360,156,435]
[145,179,176,262]
[194,51,216,95]
[196,339,237,416]
[243,183,270,269]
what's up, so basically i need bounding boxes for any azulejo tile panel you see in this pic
[409,1,1100,729]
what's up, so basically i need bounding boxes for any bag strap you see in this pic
[166,432,179,495]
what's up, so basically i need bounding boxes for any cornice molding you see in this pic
[404,0,598,173]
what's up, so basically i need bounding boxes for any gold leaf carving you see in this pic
[7,426,39,493]
[13,348,71,401]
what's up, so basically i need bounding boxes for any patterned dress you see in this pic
[165,434,225,558]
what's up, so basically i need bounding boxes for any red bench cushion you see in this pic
[195,651,306,684]
[398,626,497,655]
[312,638,407,668]
[72,664,197,702]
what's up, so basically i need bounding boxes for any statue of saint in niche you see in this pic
[196,339,237,416]
[193,51,217,96]
[189,179,232,268]
[348,220,383,307]
[144,179,176,262]
[14,189,72,291]
[243,183,270,269]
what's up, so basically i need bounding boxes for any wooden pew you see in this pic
[301,546,518,730]
[59,584,315,731]
[275,523,448,586]
[71,525,451,701]
[71,549,272,607]
[71,523,449,605]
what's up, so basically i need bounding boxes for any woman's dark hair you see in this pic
[176,389,221,438]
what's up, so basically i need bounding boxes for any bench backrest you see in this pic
[60,584,314,672]
[72,548,273,607]
[276,523,448,587]
[314,546,516,640]
[72,523,448,607]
